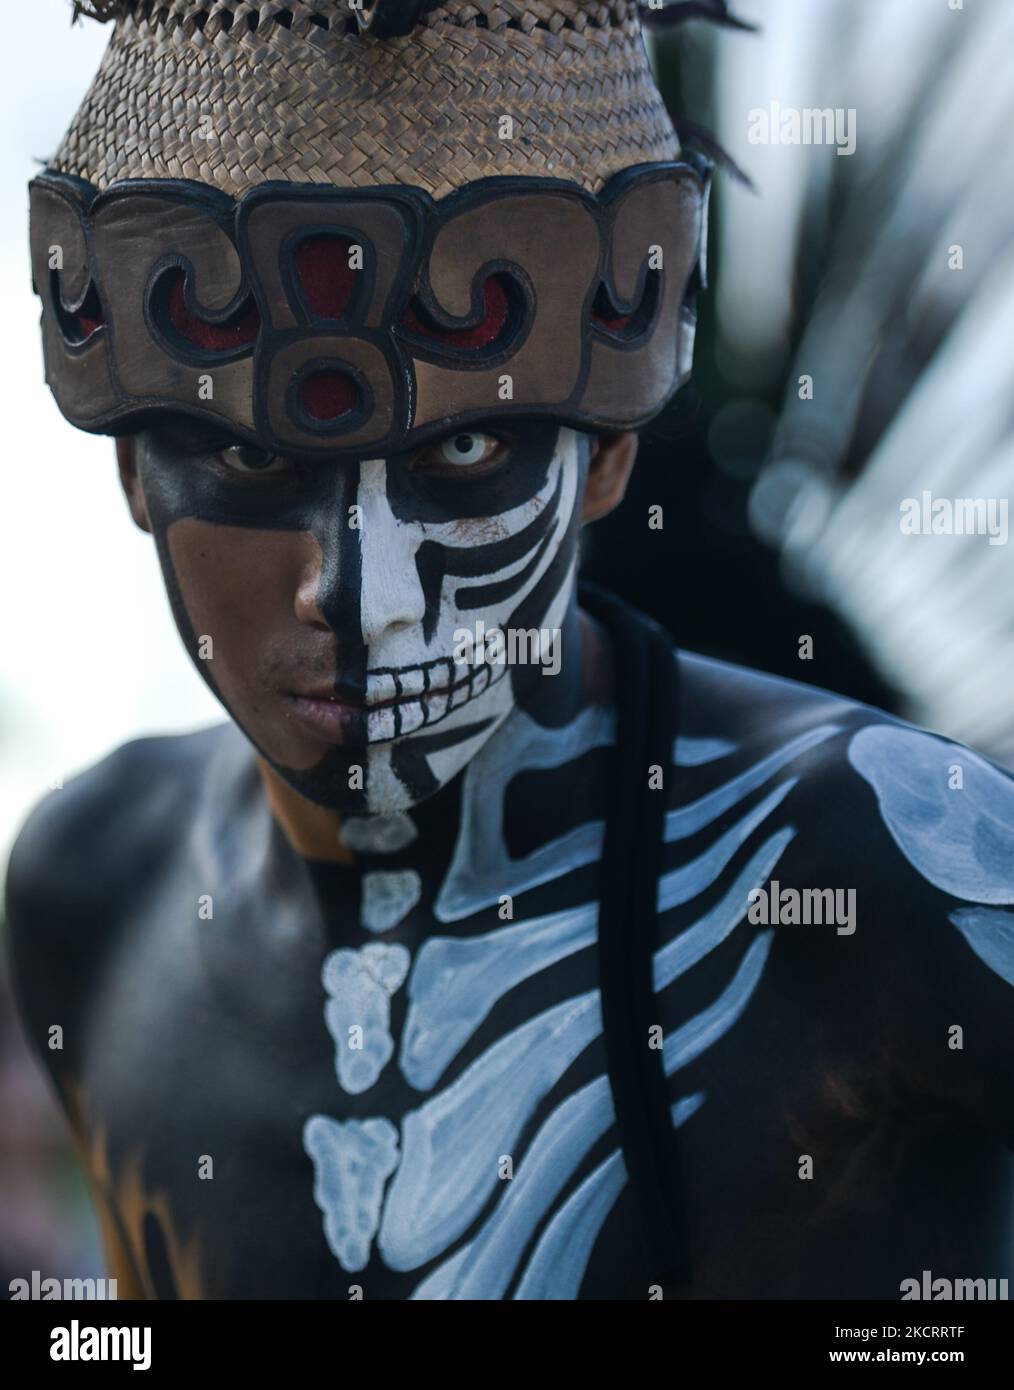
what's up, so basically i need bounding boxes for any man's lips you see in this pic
[289,661,469,710]
[282,658,507,746]
[285,693,371,745]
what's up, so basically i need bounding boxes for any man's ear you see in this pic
[116,436,152,533]
[581,431,638,524]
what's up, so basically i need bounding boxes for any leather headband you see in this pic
[30,161,710,459]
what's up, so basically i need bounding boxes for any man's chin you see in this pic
[246,675,517,817]
[257,741,428,818]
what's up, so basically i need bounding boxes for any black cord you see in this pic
[580,580,692,1290]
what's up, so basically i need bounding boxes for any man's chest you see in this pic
[69,700,1010,1299]
[79,869,661,1298]
[76,875,988,1302]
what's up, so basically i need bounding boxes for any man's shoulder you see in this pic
[673,648,873,802]
[677,645,933,762]
[673,646,1014,903]
[4,723,233,953]
[4,723,248,1066]
[676,648,864,744]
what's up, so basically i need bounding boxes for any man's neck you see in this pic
[256,756,356,864]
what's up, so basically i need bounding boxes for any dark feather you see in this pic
[71,1,131,21]
[672,118,755,190]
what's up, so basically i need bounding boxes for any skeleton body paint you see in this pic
[10,653,1014,1298]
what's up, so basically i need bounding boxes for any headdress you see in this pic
[31,1,715,457]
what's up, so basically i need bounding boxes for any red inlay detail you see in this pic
[295,236,358,320]
[592,309,635,332]
[401,275,510,350]
[300,370,359,421]
[167,273,260,350]
[77,310,105,338]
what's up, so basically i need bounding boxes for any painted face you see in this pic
[135,420,589,813]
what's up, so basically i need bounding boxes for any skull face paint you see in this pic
[134,420,588,814]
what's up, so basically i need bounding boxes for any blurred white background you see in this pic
[0,1,221,868]
[676,0,1014,765]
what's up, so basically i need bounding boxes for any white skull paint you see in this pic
[352,425,584,812]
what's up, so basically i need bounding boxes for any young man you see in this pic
[7,0,1013,1301]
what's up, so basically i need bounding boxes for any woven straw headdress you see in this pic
[59,0,682,197]
[31,0,715,457]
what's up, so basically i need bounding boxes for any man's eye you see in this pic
[217,444,290,475]
[439,433,496,466]
[416,432,504,473]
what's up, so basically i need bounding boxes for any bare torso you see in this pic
[7,647,1014,1299]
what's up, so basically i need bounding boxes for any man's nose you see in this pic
[293,458,427,645]
[356,458,427,644]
